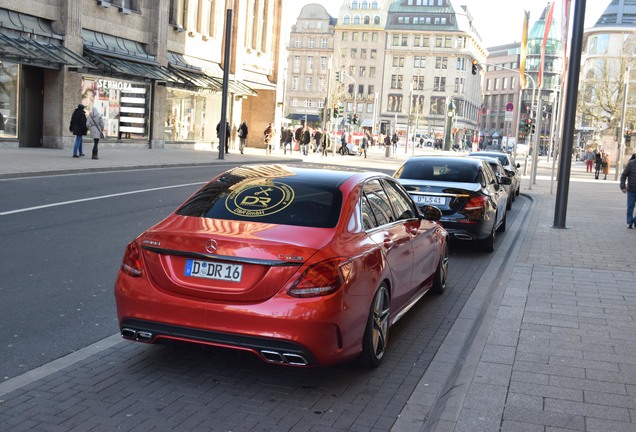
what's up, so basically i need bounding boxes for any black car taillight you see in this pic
[121,241,143,277]
[288,258,353,298]
[463,196,487,221]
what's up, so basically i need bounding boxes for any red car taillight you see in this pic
[288,258,353,298]
[121,241,143,277]
[463,196,487,221]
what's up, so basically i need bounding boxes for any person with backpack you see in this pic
[69,104,88,158]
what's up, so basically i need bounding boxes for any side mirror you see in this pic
[420,205,442,222]
[498,176,512,185]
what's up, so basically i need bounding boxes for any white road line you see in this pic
[0,182,204,216]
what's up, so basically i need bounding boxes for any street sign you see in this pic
[506,102,514,112]
[505,111,513,122]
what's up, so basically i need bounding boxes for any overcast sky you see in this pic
[283,0,609,48]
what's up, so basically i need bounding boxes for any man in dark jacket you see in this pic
[216,120,230,153]
[620,153,636,229]
[69,104,87,158]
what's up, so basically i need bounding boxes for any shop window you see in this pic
[165,89,210,142]
[0,61,19,139]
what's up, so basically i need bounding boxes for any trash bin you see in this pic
[385,145,391,157]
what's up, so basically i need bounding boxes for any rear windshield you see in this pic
[176,177,342,228]
[396,160,479,183]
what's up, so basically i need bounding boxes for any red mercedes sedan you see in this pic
[115,165,448,367]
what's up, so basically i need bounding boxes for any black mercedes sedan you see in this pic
[393,156,510,252]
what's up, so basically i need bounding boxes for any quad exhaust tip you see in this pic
[260,350,309,366]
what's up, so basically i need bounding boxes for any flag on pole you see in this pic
[538,1,556,89]
[560,0,572,87]
[520,10,529,89]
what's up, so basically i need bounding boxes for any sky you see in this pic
[283,0,609,48]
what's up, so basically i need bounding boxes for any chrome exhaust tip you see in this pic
[121,328,137,340]
[135,331,153,343]
[261,350,285,363]
[282,353,308,366]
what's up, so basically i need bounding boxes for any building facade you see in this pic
[579,0,636,161]
[0,0,283,151]
[480,43,524,150]
[284,4,336,128]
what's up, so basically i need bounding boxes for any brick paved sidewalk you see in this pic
[395,174,636,431]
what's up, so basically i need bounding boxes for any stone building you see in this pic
[0,0,282,152]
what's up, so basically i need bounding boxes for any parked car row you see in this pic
[114,151,520,369]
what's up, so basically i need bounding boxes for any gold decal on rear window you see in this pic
[226,183,294,217]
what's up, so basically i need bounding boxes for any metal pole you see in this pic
[554,0,586,228]
[218,8,232,160]
[616,67,629,181]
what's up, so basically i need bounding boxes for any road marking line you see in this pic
[0,183,204,216]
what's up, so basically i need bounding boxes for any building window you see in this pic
[435,57,448,69]
[320,56,328,70]
[372,32,378,42]
[445,36,452,48]
[413,76,425,90]
[319,78,325,92]
[374,15,380,25]
[368,85,374,95]
[358,84,364,95]
[294,37,301,48]
[360,66,366,77]
[364,15,370,24]
[305,99,312,107]
[430,96,445,115]
[0,61,18,139]
[422,36,429,47]
[169,0,187,27]
[454,77,464,93]
[361,48,367,59]
[306,56,314,70]
[392,56,405,67]
[433,77,446,91]
[351,48,357,58]
[414,56,425,68]
[321,37,328,48]
[388,94,403,112]
[291,77,299,90]
[369,67,376,77]
[290,98,297,107]
[362,32,369,42]
[305,78,313,91]
[353,15,361,24]
[292,56,300,71]
[342,32,348,41]
[435,36,443,48]
[391,75,403,89]
[370,49,377,59]
[344,15,351,25]
[352,32,359,42]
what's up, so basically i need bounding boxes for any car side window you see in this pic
[362,180,393,227]
[482,163,496,185]
[360,194,378,230]
[477,170,487,188]
[382,179,416,220]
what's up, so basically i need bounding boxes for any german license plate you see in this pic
[184,259,243,282]
[414,195,445,205]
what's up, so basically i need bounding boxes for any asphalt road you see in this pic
[0,162,525,430]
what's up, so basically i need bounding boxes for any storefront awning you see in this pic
[166,51,256,95]
[0,33,95,70]
[84,47,178,82]
[242,70,276,90]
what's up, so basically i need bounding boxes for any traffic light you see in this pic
[352,114,358,125]
[333,104,339,118]
[471,59,478,75]
[335,71,341,82]
[524,119,532,134]
[347,113,352,124]
[625,130,632,145]
[531,123,536,135]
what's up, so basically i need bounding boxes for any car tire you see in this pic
[497,211,507,232]
[480,225,496,253]
[506,196,512,210]
[431,243,448,294]
[359,283,390,368]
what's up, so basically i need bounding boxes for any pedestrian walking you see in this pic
[321,131,332,157]
[314,128,323,153]
[620,153,636,229]
[594,150,603,179]
[69,104,88,158]
[283,126,293,154]
[392,132,399,153]
[602,152,610,180]
[584,147,595,173]
[87,107,105,160]
[216,120,230,153]
[301,126,311,156]
[264,123,274,155]
[237,120,248,154]
[361,133,369,158]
